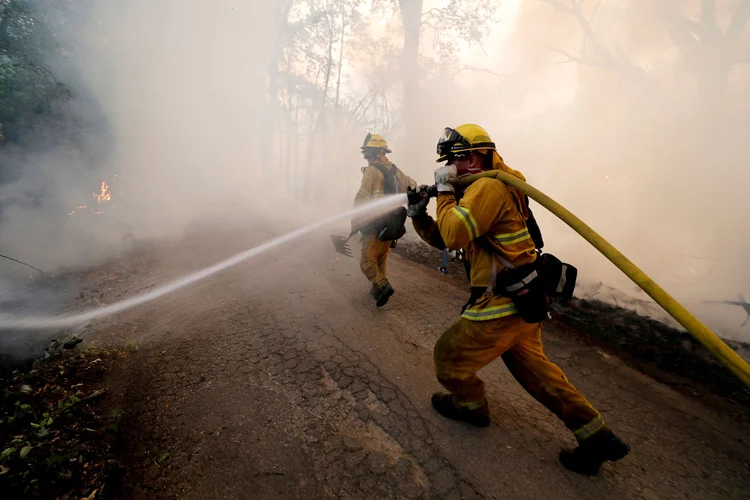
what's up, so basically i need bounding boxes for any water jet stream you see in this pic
[0,195,407,330]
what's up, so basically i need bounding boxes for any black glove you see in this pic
[406,185,432,218]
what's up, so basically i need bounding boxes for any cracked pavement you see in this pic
[84,224,750,499]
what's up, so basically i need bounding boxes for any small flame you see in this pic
[68,205,88,216]
[94,181,112,204]
[68,177,116,217]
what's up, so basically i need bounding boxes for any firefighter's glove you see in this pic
[434,165,458,194]
[406,185,431,218]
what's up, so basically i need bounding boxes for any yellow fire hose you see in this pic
[458,170,750,388]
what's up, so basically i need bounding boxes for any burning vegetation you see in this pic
[68,179,116,217]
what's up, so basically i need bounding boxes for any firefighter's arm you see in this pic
[410,213,446,250]
[354,166,377,205]
[394,166,417,192]
[351,167,377,230]
[436,179,508,250]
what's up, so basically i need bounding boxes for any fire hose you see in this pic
[433,170,750,388]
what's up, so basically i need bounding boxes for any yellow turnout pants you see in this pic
[434,315,605,440]
[360,232,392,288]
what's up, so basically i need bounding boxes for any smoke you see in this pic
[1,0,281,273]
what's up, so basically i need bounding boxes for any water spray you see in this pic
[0,194,408,331]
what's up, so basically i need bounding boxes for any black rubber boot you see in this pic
[431,393,490,427]
[375,282,394,307]
[370,284,380,300]
[559,428,630,475]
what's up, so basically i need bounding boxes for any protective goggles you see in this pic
[436,128,472,158]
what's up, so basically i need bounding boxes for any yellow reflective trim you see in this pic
[459,400,487,411]
[493,228,531,246]
[452,206,479,240]
[461,303,517,321]
[573,415,606,440]
[357,188,371,198]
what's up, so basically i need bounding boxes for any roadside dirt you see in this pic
[14,222,750,499]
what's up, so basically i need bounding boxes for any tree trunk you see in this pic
[292,95,300,199]
[305,20,335,202]
[398,0,422,156]
[334,9,348,111]
[284,91,293,197]
[0,5,10,48]
[667,0,749,119]
[262,1,292,183]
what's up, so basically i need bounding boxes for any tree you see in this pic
[262,0,501,202]
[538,0,750,115]
[660,0,750,116]
[0,0,68,145]
[261,0,294,181]
[386,0,498,154]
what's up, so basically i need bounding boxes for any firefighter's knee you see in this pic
[434,334,455,378]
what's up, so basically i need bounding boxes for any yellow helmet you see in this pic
[361,133,392,153]
[436,124,496,162]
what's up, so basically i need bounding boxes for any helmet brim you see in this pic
[361,147,392,154]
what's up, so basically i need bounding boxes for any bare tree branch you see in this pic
[356,89,380,124]
[452,65,506,79]
[701,0,717,31]
[347,87,376,126]
[726,0,750,44]
[548,47,607,67]
[420,7,443,20]
[582,0,604,55]
[539,0,653,85]
[669,13,702,59]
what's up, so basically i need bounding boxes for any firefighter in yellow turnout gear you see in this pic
[352,133,416,306]
[407,124,629,475]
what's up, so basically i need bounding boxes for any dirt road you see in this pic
[79,223,750,500]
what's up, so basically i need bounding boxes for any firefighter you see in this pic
[352,133,416,307]
[406,124,629,475]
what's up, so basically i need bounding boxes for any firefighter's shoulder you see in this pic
[464,176,512,200]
